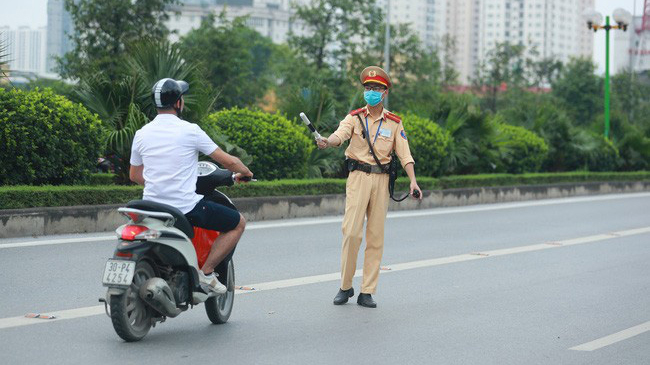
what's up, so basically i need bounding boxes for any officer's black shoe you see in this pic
[333,288,354,305]
[357,293,377,308]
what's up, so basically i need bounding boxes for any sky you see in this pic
[0,0,643,76]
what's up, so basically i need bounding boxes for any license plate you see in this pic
[102,260,136,286]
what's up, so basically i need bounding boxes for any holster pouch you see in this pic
[345,158,358,172]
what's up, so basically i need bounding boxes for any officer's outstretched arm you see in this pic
[326,116,354,148]
[327,134,343,147]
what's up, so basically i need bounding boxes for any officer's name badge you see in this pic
[379,128,391,138]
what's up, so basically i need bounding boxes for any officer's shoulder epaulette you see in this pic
[385,111,401,123]
[349,107,366,116]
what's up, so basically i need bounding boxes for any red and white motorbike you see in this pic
[100,162,242,342]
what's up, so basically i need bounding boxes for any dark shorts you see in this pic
[185,198,241,233]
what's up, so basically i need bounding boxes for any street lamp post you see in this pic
[383,0,391,108]
[583,8,632,139]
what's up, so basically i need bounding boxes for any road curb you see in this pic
[1,181,649,238]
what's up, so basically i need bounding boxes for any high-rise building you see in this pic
[46,0,75,73]
[446,0,481,85]
[444,0,594,84]
[614,15,650,74]
[0,26,48,75]
[382,0,594,84]
[168,0,306,44]
[39,0,597,84]
[379,0,448,50]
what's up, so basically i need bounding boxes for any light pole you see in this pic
[383,0,391,108]
[583,8,632,139]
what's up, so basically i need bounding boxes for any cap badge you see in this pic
[369,70,377,77]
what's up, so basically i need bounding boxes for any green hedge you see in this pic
[204,108,313,180]
[496,123,548,173]
[435,171,650,189]
[0,88,103,185]
[2,171,649,210]
[401,112,450,177]
[89,173,116,185]
[0,185,143,210]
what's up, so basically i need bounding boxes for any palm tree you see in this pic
[0,34,11,86]
[279,81,347,177]
[75,73,149,182]
[76,39,221,183]
[123,38,218,122]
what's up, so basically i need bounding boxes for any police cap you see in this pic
[360,66,392,89]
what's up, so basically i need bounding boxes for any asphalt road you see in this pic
[1,193,649,364]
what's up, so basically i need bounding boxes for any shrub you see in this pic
[408,94,499,175]
[204,108,313,180]
[436,171,650,189]
[89,173,116,185]
[530,103,583,172]
[615,122,650,171]
[3,172,650,209]
[0,185,143,210]
[400,112,450,177]
[580,133,620,172]
[495,122,549,173]
[0,88,103,185]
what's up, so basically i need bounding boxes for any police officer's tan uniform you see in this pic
[330,67,415,298]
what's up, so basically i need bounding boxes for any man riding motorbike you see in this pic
[129,78,253,294]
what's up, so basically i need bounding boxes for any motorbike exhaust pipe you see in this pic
[139,278,183,318]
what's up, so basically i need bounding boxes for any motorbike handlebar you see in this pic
[237,176,255,182]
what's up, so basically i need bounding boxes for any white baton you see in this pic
[299,112,322,140]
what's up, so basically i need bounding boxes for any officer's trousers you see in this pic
[340,170,390,294]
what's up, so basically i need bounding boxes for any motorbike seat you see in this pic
[126,200,194,239]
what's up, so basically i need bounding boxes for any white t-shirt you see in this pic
[130,114,218,214]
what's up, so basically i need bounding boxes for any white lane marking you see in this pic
[1,225,649,330]
[570,321,650,351]
[0,235,116,249]
[0,306,105,330]
[3,192,650,249]
[386,192,650,220]
[247,217,342,230]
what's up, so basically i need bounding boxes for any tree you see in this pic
[611,69,650,128]
[0,34,9,83]
[179,13,276,110]
[472,42,526,112]
[288,0,382,71]
[18,78,77,102]
[123,38,217,122]
[551,57,602,125]
[350,22,443,113]
[277,80,347,178]
[496,89,553,129]
[523,43,562,89]
[58,0,177,80]
[74,39,219,183]
[526,56,562,89]
[440,34,459,87]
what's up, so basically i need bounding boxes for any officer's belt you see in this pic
[346,159,388,174]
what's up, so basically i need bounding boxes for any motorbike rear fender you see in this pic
[116,217,200,269]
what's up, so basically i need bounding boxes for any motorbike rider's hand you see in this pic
[316,137,329,150]
[234,172,254,183]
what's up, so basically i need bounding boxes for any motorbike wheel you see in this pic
[109,260,155,342]
[205,258,234,324]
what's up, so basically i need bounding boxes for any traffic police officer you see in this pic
[317,66,422,308]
